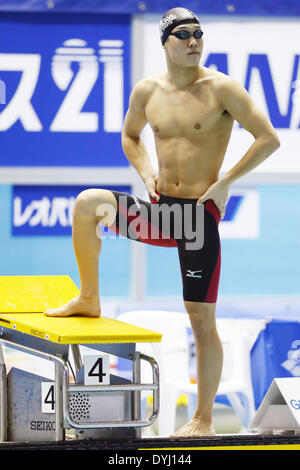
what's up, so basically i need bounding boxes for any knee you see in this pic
[73,189,96,221]
[185,302,217,339]
[73,189,116,225]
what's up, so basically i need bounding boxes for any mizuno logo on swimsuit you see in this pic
[186,269,203,278]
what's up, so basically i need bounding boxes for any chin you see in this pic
[183,57,200,67]
[187,61,200,67]
[169,53,200,68]
[184,56,200,67]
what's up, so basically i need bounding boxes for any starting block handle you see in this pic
[69,383,158,392]
[140,352,159,425]
[64,352,160,430]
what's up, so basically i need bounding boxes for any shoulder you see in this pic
[200,67,241,92]
[200,68,251,109]
[206,69,247,102]
[201,69,262,122]
[130,74,164,106]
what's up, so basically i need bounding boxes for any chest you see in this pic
[145,86,225,137]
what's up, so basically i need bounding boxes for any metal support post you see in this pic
[70,344,83,376]
[55,362,64,441]
[132,351,142,438]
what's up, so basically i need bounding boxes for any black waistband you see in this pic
[158,192,199,204]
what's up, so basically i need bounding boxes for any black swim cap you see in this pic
[159,7,200,45]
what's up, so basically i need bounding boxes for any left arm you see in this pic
[198,77,280,217]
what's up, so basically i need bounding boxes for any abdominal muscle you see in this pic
[155,136,228,199]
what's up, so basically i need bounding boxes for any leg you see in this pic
[170,200,222,435]
[171,301,223,437]
[44,189,117,317]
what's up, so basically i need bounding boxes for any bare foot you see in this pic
[44,295,100,318]
[170,418,215,438]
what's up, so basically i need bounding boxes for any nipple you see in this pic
[154,126,159,133]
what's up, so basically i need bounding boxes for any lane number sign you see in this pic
[42,382,55,413]
[84,355,110,385]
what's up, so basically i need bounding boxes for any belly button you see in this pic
[176,182,179,186]
[194,123,201,130]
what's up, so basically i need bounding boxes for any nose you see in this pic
[188,36,198,48]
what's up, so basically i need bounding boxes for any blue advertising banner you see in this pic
[12,184,131,235]
[0,13,131,167]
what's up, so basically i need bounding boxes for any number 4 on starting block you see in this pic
[84,354,110,385]
[42,382,55,413]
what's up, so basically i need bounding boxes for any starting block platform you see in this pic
[0,276,161,444]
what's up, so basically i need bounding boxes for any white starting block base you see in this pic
[250,378,300,434]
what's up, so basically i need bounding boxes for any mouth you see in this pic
[187,51,200,55]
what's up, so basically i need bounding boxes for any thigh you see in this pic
[109,191,177,247]
[177,207,221,303]
[108,190,152,241]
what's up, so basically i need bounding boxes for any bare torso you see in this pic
[144,67,234,198]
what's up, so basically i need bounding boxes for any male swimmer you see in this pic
[44,8,280,437]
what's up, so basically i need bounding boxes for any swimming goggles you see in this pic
[169,29,204,40]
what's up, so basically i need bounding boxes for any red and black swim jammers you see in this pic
[108,191,221,303]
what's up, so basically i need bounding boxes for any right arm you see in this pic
[121,79,159,201]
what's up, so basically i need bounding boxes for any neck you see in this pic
[166,56,201,89]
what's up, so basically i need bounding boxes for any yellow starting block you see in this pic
[0,313,162,345]
[0,276,161,443]
[0,275,80,313]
